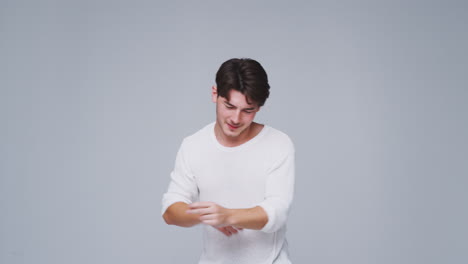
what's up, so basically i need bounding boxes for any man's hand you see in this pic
[187,202,244,236]
[215,226,243,236]
[186,201,233,227]
[187,201,268,231]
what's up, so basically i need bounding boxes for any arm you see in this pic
[256,141,295,233]
[227,206,268,230]
[161,140,199,226]
[187,202,268,230]
[163,202,201,227]
[165,202,244,236]
[162,141,244,236]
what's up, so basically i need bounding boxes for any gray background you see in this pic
[1,0,467,263]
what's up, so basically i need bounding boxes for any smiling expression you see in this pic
[212,86,260,146]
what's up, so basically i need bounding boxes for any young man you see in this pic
[162,58,295,264]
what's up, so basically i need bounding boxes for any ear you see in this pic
[211,85,218,103]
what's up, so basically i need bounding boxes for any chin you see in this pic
[223,129,239,137]
[223,126,244,137]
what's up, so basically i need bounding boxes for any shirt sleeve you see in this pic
[161,140,198,215]
[257,142,295,233]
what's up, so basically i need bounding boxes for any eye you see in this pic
[225,105,235,109]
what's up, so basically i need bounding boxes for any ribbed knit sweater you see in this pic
[162,122,295,264]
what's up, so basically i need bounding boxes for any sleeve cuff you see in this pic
[257,202,276,233]
[161,195,192,216]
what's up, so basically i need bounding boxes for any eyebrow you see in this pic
[224,101,257,111]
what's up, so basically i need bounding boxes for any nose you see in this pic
[231,110,241,124]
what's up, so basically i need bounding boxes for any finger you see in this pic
[199,214,216,221]
[215,227,231,236]
[231,226,243,233]
[188,202,213,209]
[226,226,238,234]
[223,227,233,236]
[186,208,212,215]
[215,227,229,236]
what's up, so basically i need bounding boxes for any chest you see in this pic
[190,150,272,206]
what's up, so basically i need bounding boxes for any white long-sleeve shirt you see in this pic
[162,122,295,264]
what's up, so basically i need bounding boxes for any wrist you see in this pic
[226,208,237,226]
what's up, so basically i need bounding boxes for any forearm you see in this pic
[227,206,268,230]
[163,202,201,227]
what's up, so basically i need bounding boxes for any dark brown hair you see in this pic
[215,58,270,107]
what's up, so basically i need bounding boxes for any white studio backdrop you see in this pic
[1,1,467,263]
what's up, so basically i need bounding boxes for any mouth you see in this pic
[227,123,240,130]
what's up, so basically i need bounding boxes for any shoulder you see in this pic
[179,122,214,151]
[257,125,295,158]
[264,125,295,151]
[259,126,295,170]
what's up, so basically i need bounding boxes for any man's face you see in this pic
[212,87,260,140]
